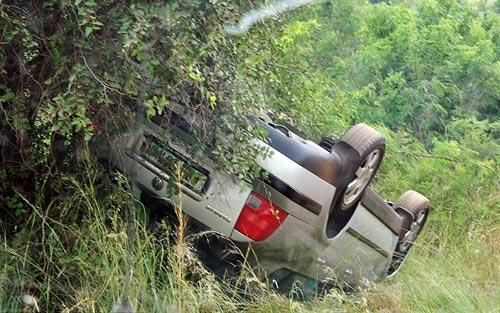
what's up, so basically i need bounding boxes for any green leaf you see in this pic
[1,89,14,102]
[84,26,93,37]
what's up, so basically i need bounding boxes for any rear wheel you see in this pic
[388,190,430,277]
[339,123,385,211]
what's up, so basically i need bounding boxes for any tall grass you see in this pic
[1,133,498,312]
[330,230,499,313]
[0,164,289,312]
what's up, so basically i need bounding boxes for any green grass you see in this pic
[1,151,498,312]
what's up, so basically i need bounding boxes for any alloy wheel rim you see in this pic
[342,149,382,209]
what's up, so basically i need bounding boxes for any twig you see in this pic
[401,151,495,173]
[81,53,127,96]
[401,151,459,162]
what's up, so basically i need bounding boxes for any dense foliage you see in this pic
[1,0,498,312]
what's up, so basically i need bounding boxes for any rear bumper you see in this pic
[109,133,252,237]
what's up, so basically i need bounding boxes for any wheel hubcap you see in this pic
[342,149,382,209]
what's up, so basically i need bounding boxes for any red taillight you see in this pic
[234,192,288,242]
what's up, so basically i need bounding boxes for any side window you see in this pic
[268,268,328,300]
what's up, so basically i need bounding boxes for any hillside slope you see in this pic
[1,1,498,312]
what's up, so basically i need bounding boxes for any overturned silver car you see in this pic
[100,108,429,294]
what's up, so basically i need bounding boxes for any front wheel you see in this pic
[387,190,430,277]
[339,123,385,211]
[395,190,430,253]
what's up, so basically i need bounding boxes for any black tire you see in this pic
[339,123,386,211]
[395,190,430,253]
[387,190,430,277]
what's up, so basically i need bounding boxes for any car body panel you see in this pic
[252,182,319,226]
[105,117,404,287]
[255,142,337,213]
[110,132,252,237]
[246,199,397,285]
